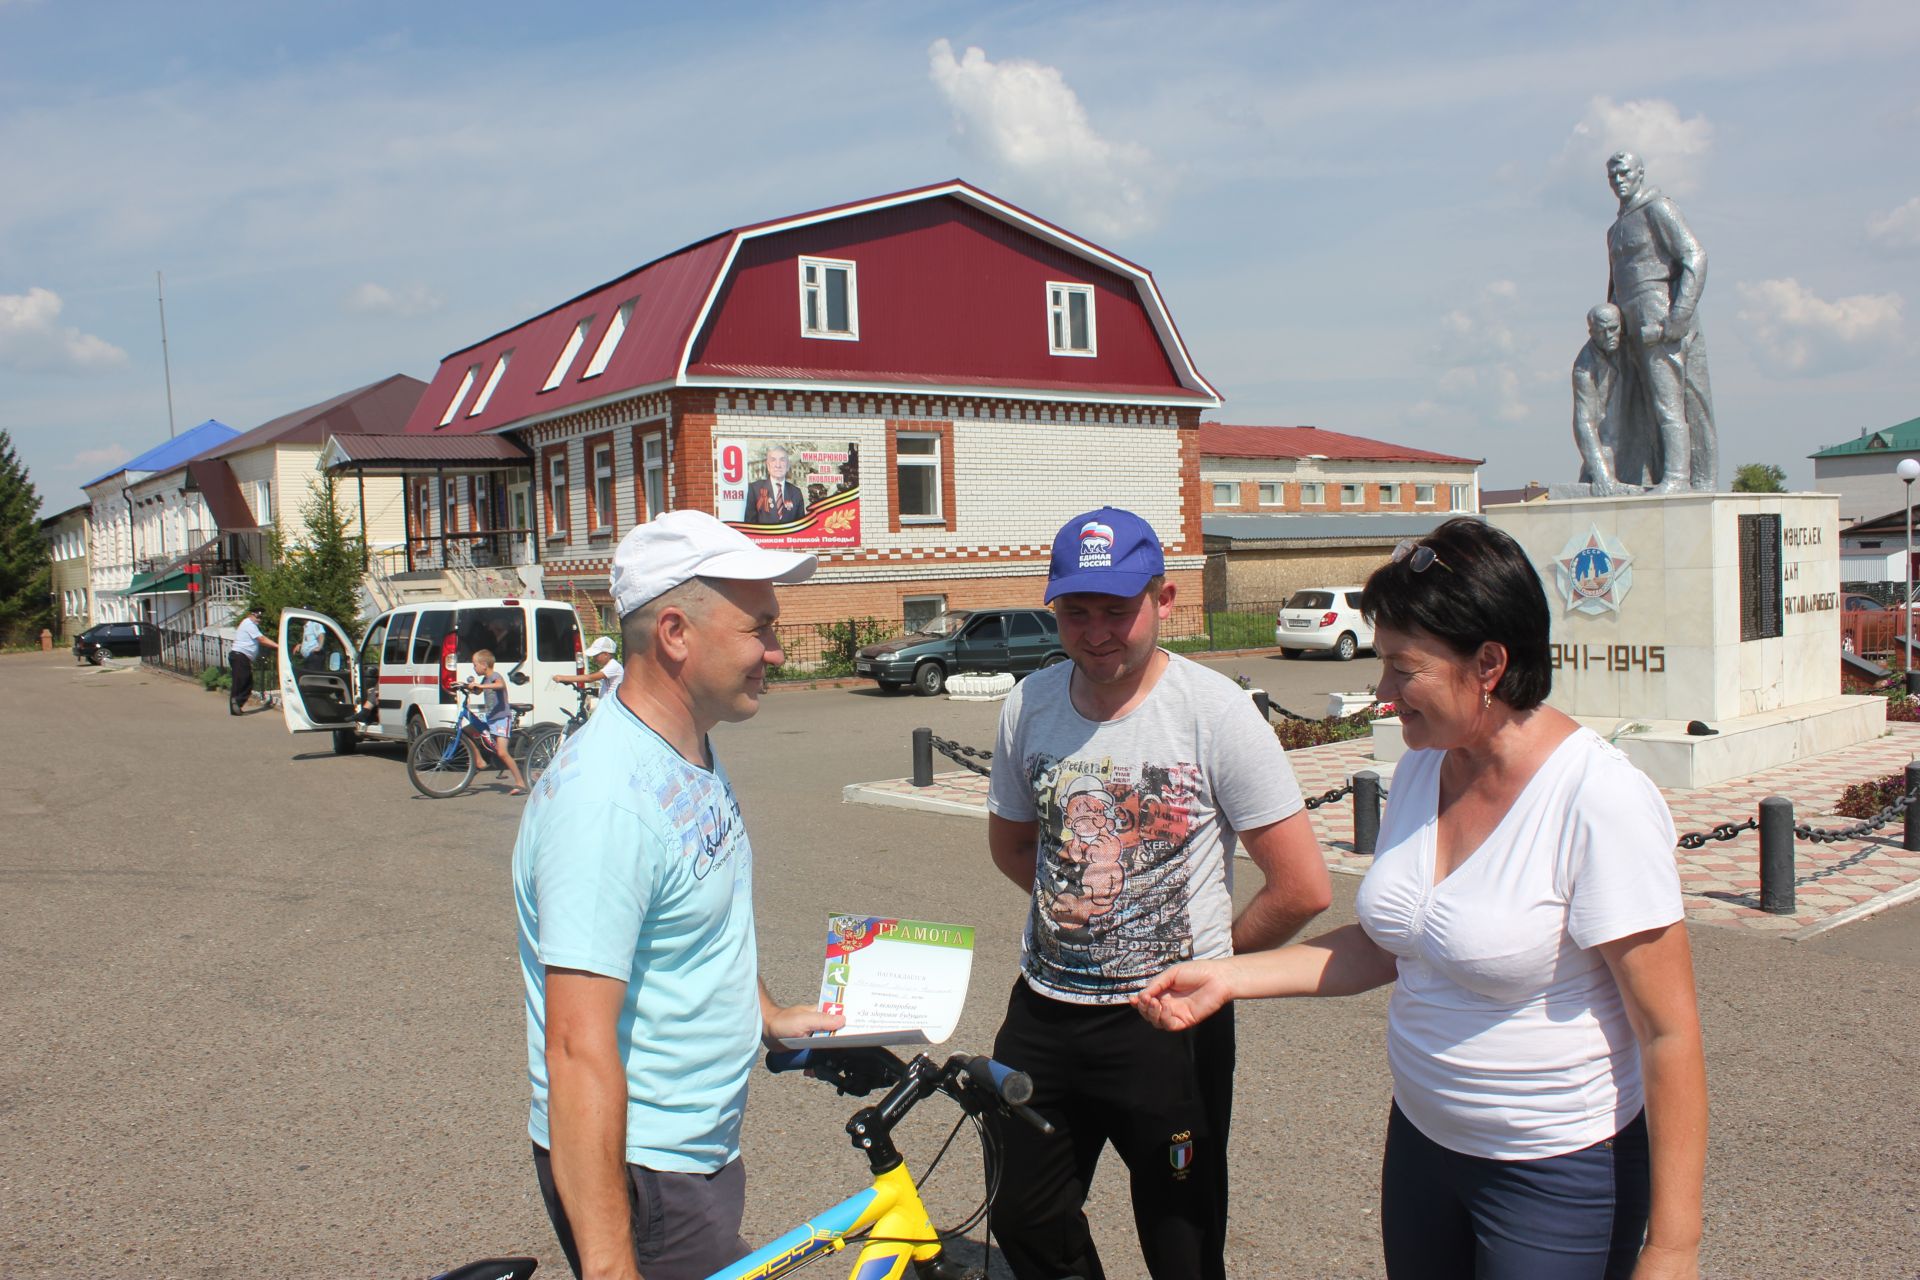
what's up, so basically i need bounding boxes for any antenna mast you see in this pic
[156,270,177,438]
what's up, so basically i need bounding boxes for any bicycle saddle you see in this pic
[509,702,534,714]
[429,1260,536,1280]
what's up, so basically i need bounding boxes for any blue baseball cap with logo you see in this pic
[1044,507,1165,602]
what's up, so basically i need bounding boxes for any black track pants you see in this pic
[989,978,1235,1280]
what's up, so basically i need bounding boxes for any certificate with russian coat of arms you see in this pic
[777,915,975,1049]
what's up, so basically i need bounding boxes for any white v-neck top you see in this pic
[1355,728,1681,1159]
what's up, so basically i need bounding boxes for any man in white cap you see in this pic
[553,635,624,709]
[512,511,843,1280]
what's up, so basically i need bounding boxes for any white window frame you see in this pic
[444,478,460,533]
[1450,483,1472,511]
[1046,282,1097,356]
[902,595,947,630]
[591,442,615,534]
[1380,483,1401,505]
[582,299,636,379]
[1299,482,1325,505]
[469,351,511,416]
[544,317,593,390]
[255,481,273,526]
[799,258,858,341]
[1211,482,1238,506]
[1258,482,1284,506]
[1340,483,1363,505]
[642,432,665,520]
[438,363,479,426]
[895,432,942,524]
[547,453,569,535]
[1415,483,1435,504]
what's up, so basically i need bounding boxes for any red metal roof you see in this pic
[1199,422,1482,466]
[203,374,427,458]
[320,434,532,467]
[406,180,1217,435]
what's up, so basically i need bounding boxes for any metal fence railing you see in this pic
[767,602,1293,679]
[148,622,230,680]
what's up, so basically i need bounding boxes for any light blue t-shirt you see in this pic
[512,696,760,1173]
[231,617,264,659]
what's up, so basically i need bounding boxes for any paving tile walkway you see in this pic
[846,724,1920,939]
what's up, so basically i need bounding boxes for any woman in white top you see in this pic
[1135,519,1706,1280]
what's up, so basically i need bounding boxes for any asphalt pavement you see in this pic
[1,648,1915,1279]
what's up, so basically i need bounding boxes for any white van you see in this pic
[277,598,584,753]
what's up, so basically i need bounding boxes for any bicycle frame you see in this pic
[714,1161,939,1280]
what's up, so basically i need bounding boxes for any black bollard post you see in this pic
[1758,796,1795,915]
[1905,761,1920,853]
[1352,771,1381,856]
[912,727,934,788]
[1253,689,1271,720]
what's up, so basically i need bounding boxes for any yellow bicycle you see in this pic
[427,1046,1046,1280]
[718,1045,1051,1280]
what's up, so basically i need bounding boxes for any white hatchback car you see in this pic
[1275,587,1374,661]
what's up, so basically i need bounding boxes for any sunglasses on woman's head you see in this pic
[1391,539,1451,574]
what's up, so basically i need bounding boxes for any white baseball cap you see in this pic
[585,635,617,657]
[610,510,816,618]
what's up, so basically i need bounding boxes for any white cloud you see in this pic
[927,38,1162,239]
[0,287,128,374]
[1868,197,1920,251]
[1549,96,1714,200]
[1736,277,1904,375]
[343,282,443,317]
[67,444,127,472]
[1427,280,1530,423]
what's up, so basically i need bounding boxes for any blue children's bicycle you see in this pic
[405,685,532,799]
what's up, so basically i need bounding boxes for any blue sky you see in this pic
[6,0,1919,510]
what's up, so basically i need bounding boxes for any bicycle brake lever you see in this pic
[1012,1102,1054,1136]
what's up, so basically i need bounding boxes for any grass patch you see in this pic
[1164,611,1275,653]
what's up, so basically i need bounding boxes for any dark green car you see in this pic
[855,608,1067,695]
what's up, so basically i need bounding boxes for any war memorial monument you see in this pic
[1399,153,1883,787]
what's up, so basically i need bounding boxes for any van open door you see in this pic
[278,609,361,733]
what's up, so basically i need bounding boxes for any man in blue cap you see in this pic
[984,506,1333,1280]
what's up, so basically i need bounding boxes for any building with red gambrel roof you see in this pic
[385,179,1221,641]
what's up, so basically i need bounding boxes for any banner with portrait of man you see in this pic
[714,438,861,548]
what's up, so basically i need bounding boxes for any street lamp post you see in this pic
[1899,458,1920,667]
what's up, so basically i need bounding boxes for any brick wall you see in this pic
[1199,457,1476,514]
[1216,547,1399,607]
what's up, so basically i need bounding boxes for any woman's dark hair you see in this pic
[1359,517,1552,711]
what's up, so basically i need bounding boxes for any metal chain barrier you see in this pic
[1301,782,1353,811]
[1790,785,1918,845]
[929,734,993,778]
[1675,818,1757,850]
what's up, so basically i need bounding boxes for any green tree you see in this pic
[1732,462,1787,493]
[242,478,366,627]
[0,431,54,645]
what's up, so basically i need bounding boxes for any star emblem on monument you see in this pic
[1553,525,1635,616]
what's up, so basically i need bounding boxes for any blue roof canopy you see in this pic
[83,419,239,488]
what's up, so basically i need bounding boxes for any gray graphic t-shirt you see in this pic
[987,652,1305,1004]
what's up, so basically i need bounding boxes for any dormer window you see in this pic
[1047,283,1096,356]
[543,318,593,391]
[581,298,636,379]
[468,351,511,417]
[800,257,858,340]
[438,364,479,426]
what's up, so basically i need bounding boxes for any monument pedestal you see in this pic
[1471,492,1883,789]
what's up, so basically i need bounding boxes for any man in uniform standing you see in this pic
[984,506,1333,1280]
[1606,150,1718,492]
[228,606,277,715]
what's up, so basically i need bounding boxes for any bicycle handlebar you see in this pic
[765,1045,1052,1135]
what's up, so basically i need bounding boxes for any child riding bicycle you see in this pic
[465,649,530,796]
